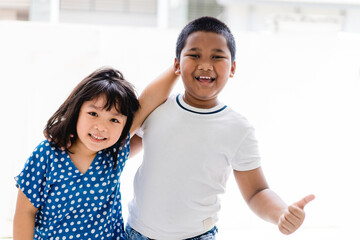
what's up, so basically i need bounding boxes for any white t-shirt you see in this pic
[128,94,261,239]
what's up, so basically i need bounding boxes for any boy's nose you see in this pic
[198,62,213,71]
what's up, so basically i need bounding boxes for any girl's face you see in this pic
[73,95,127,156]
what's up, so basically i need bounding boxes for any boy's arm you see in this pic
[13,189,38,240]
[233,168,314,235]
[129,134,143,158]
[130,66,179,137]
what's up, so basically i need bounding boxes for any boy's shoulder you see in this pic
[167,93,178,102]
[224,105,248,119]
[154,93,178,110]
[223,106,254,129]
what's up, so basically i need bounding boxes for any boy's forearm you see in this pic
[129,134,143,158]
[139,66,178,105]
[248,188,287,225]
[130,67,178,135]
[13,212,36,240]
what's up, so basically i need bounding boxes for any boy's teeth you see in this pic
[196,76,214,80]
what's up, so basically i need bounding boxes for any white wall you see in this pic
[0,21,359,239]
[221,2,360,33]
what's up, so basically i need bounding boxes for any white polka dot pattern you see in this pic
[15,136,130,240]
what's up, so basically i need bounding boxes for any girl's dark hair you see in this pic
[45,67,140,168]
[176,16,236,62]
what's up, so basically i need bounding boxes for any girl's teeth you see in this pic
[91,134,105,140]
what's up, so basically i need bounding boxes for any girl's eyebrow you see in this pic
[88,104,101,110]
[88,103,123,117]
[111,112,124,117]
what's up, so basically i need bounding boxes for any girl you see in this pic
[13,67,177,240]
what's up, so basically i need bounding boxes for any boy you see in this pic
[127,16,314,239]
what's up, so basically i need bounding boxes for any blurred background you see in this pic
[1,0,360,239]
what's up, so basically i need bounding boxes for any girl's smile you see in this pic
[89,133,107,142]
[71,94,127,157]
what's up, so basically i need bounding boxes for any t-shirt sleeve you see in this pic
[136,125,144,138]
[231,127,261,171]
[14,141,52,209]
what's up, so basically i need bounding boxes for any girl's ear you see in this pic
[229,60,236,78]
[174,58,181,75]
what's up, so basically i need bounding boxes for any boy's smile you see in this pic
[174,31,236,109]
[194,75,216,85]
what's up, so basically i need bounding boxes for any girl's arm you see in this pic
[129,66,179,137]
[233,168,314,235]
[13,189,38,240]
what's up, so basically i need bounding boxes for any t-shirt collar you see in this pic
[176,94,227,115]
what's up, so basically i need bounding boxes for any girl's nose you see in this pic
[95,122,107,132]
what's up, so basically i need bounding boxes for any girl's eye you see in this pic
[88,112,98,117]
[111,119,120,123]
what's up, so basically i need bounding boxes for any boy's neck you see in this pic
[182,93,220,109]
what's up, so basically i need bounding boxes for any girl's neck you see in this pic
[68,141,97,174]
[69,140,97,158]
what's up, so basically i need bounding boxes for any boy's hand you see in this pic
[278,194,315,235]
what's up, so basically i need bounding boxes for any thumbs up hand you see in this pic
[278,194,315,235]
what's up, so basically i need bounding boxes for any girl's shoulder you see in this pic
[110,134,131,170]
[31,139,65,156]
[27,140,69,169]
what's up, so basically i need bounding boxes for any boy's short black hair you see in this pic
[176,16,236,62]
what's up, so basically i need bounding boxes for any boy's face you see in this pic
[174,31,236,108]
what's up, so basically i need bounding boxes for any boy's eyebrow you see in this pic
[213,49,226,53]
[185,48,227,54]
[186,47,201,52]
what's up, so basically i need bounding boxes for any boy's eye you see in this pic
[213,55,224,59]
[188,54,200,58]
[88,112,98,117]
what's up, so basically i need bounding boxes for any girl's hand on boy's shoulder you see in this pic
[278,194,315,235]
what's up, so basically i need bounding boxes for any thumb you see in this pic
[293,194,315,209]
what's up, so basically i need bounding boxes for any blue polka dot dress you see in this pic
[15,136,130,240]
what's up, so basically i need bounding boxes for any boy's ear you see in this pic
[174,58,181,75]
[229,61,236,78]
